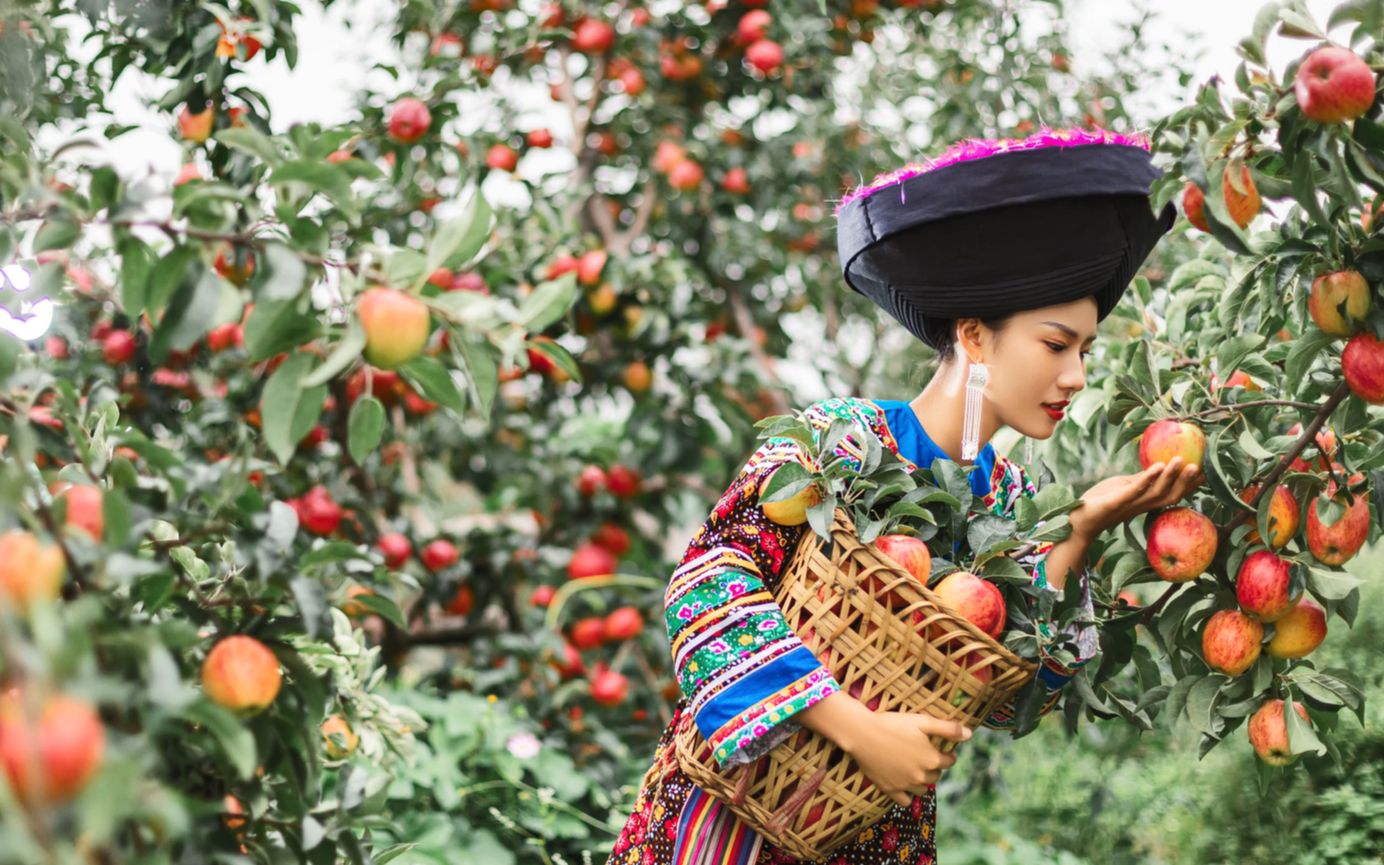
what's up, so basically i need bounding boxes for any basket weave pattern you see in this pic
[674,508,1039,859]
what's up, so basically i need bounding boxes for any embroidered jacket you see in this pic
[664,396,1100,769]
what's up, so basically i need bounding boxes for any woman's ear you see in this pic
[955,318,985,365]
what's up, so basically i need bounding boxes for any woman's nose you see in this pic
[1060,359,1087,392]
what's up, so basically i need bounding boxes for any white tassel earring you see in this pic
[1024,435,1036,466]
[961,360,988,461]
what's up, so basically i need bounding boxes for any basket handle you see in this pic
[762,767,827,836]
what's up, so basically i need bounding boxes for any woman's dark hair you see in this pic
[932,315,1013,365]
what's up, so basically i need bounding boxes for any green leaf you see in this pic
[243,298,320,362]
[215,125,281,166]
[182,701,257,780]
[1284,328,1335,383]
[399,356,465,415]
[1291,150,1330,227]
[517,273,578,331]
[149,269,225,362]
[0,331,19,382]
[1308,566,1362,601]
[301,320,366,388]
[449,328,500,419]
[261,352,329,464]
[145,245,200,320]
[347,396,386,464]
[423,190,494,277]
[525,337,582,383]
[270,159,357,216]
[1237,428,1274,461]
[33,216,80,253]
[354,593,406,628]
[1283,696,1326,757]
[1214,333,1266,379]
[259,243,309,302]
[118,236,154,318]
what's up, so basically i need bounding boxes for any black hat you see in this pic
[834,127,1177,351]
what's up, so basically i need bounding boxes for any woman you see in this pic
[607,127,1203,865]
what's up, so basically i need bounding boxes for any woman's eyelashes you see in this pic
[1044,341,1091,358]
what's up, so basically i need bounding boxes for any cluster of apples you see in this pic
[1138,417,1364,765]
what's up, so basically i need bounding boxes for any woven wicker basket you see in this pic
[674,508,1039,859]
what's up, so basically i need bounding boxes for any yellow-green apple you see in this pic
[567,542,617,580]
[178,103,214,143]
[1237,484,1300,548]
[1308,270,1371,337]
[0,530,65,610]
[1182,182,1209,232]
[1146,507,1218,581]
[56,483,103,542]
[201,635,282,714]
[1267,596,1327,659]
[930,571,1006,639]
[1294,46,1376,124]
[758,466,822,526]
[586,282,618,315]
[1305,473,1370,565]
[386,97,431,143]
[1235,550,1300,623]
[1210,369,1263,393]
[1201,609,1264,676]
[1342,332,1384,403]
[0,692,106,804]
[1138,419,1205,471]
[357,287,431,370]
[320,713,359,759]
[1248,698,1311,766]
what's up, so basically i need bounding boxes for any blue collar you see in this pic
[868,399,996,497]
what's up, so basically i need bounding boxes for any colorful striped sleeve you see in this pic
[664,404,879,769]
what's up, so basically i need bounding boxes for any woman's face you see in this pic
[980,297,1097,439]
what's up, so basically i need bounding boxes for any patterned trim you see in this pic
[672,785,763,865]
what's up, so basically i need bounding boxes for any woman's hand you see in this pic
[844,710,972,807]
[1070,456,1204,541]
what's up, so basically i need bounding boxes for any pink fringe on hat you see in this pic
[833,125,1152,216]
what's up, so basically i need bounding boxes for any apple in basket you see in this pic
[866,534,932,609]
[917,571,1006,641]
[949,651,993,708]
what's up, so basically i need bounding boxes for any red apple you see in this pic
[387,97,431,143]
[930,571,1005,639]
[1266,596,1327,659]
[444,584,474,616]
[530,585,556,608]
[590,668,630,706]
[591,522,630,556]
[1182,181,1209,232]
[526,128,553,148]
[1342,332,1384,403]
[570,616,606,649]
[745,38,784,74]
[721,166,751,195]
[668,159,704,191]
[1235,549,1300,623]
[1221,162,1260,229]
[1248,698,1312,766]
[102,330,137,365]
[1138,419,1205,471]
[602,606,643,641]
[56,484,103,542]
[292,486,341,536]
[421,539,460,572]
[0,692,106,804]
[357,287,431,370]
[178,103,214,143]
[1237,484,1300,549]
[868,534,932,609]
[0,530,65,610]
[201,635,282,713]
[1308,270,1371,337]
[572,18,614,54]
[576,249,607,286]
[206,322,243,352]
[1305,473,1370,565]
[1145,507,1217,582]
[606,464,641,498]
[736,10,771,44]
[1201,609,1263,676]
[376,532,412,569]
[486,143,518,171]
[576,465,608,496]
[1294,46,1376,124]
[567,543,617,580]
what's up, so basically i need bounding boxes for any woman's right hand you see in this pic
[844,710,972,807]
